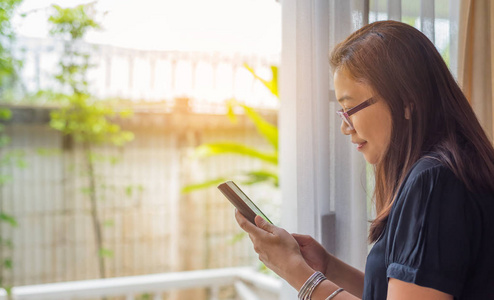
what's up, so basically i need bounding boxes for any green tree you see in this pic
[0,1,24,296]
[0,109,16,297]
[0,108,26,297]
[0,0,23,101]
[47,3,133,279]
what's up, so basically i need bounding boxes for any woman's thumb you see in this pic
[254,215,274,232]
[292,233,312,245]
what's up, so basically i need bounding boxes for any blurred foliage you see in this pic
[47,2,134,280]
[137,293,152,300]
[50,93,134,145]
[124,184,144,197]
[47,3,133,145]
[243,63,278,98]
[179,65,276,280]
[182,64,278,191]
[98,248,114,258]
[182,66,279,274]
[0,0,23,101]
[49,4,101,40]
[0,107,25,297]
[195,141,277,164]
[181,177,228,194]
[48,4,100,94]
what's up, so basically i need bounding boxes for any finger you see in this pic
[254,215,276,234]
[292,233,313,245]
[248,233,257,246]
[235,210,268,236]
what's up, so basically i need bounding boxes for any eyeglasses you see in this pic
[336,97,376,130]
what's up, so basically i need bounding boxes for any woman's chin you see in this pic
[363,152,380,165]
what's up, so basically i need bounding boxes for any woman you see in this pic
[235,21,494,299]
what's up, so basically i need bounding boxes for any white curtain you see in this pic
[458,0,494,141]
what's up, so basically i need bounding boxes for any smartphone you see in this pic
[217,181,273,225]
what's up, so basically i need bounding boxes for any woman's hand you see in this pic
[292,233,331,275]
[234,210,314,288]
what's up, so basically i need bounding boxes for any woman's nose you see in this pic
[340,120,354,135]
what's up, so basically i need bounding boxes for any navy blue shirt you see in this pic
[363,157,494,299]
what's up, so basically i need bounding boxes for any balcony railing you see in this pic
[0,267,281,300]
[14,37,279,113]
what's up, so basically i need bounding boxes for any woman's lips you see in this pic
[356,141,367,150]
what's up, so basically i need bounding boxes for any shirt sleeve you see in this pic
[384,164,480,297]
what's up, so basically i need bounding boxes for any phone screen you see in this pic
[217,181,273,225]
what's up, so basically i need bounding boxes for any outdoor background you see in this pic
[0,0,453,299]
[1,0,281,298]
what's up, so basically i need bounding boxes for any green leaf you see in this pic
[137,293,152,300]
[3,259,12,269]
[0,150,27,168]
[2,239,13,249]
[239,104,278,150]
[49,118,66,131]
[125,186,133,197]
[195,142,277,164]
[226,99,238,123]
[4,286,12,296]
[240,170,279,187]
[0,136,11,147]
[0,109,11,120]
[225,99,278,150]
[228,232,246,245]
[49,3,101,40]
[119,109,133,118]
[108,156,120,165]
[103,220,114,227]
[0,213,17,227]
[80,187,92,195]
[0,174,12,185]
[36,148,62,156]
[239,65,279,149]
[243,63,279,98]
[88,152,105,163]
[15,159,27,169]
[99,248,114,258]
[181,177,228,194]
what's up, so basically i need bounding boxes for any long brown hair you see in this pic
[330,21,494,242]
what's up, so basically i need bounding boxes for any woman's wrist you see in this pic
[298,271,346,300]
[312,279,345,300]
[324,252,337,280]
[285,257,316,291]
[298,271,326,299]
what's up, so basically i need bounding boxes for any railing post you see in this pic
[234,281,261,300]
[209,286,219,300]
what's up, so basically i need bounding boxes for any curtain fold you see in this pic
[458,0,494,141]
[491,0,494,142]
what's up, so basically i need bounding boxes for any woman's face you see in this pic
[334,68,392,165]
